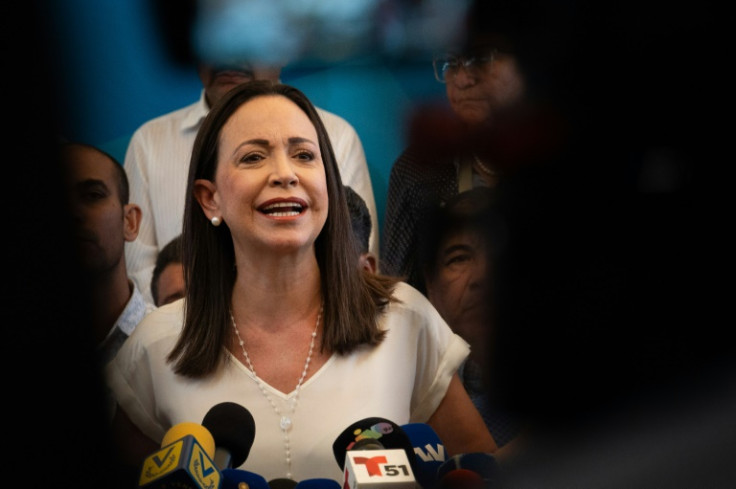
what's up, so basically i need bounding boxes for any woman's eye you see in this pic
[240,153,264,164]
[294,151,314,161]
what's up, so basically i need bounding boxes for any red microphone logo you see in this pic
[353,456,388,476]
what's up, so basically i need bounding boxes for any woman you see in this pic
[106,81,495,483]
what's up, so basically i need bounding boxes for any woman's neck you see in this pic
[231,252,322,326]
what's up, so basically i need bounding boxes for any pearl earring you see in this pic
[211,216,221,227]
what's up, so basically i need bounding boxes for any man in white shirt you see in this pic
[124,60,379,304]
[60,142,155,365]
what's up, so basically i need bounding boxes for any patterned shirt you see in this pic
[382,146,490,294]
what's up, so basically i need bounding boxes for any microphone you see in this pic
[269,478,298,489]
[221,468,270,489]
[401,423,446,489]
[160,422,216,459]
[138,421,221,489]
[294,478,341,489]
[332,417,416,472]
[202,401,257,470]
[436,453,500,489]
[333,417,417,489]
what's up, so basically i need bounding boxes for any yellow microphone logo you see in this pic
[139,435,221,489]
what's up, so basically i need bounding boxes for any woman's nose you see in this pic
[269,154,299,187]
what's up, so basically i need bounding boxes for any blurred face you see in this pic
[62,146,136,274]
[199,95,328,257]
[197,61,282,108]
[155,262,185,307]
[425,230,490,359]
[445,53,525,126]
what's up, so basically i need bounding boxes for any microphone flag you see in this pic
[343,449,415,489]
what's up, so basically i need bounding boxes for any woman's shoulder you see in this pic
[387,281,441,321]
[382,282,466,355]
[129,298,184,344]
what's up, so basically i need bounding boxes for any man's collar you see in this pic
[180,89,210,132]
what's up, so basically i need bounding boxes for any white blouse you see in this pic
[105,281,469,483]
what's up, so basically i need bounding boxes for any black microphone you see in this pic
[401,423,446,489]
[138,422,221,489]
[436,453,499,489]
[332,417,416,471]
[269,477,298,489]
[332,417,418,489]
[201,401,257,470]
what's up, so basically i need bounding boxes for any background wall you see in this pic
[44,0,450,237]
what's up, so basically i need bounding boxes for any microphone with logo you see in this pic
[332,417,418,489]
[401,423,446,489]
[138,421,221,489]
[201,401,271,489]
[436,453,499,489]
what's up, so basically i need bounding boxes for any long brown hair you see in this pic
[169,80,398,377]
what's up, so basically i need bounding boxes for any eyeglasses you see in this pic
[432,50,497,83]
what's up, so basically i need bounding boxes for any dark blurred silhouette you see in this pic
[460,1,734,487]
[5,3,132,488]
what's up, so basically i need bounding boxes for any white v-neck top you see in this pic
[106,282,468,483]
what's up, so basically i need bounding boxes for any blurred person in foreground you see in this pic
[463,1,735,487]
[106,81,496,484]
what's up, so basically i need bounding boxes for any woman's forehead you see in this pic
[220,95,317,142]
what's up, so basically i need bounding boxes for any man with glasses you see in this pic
[433,46,525,126]
[381,33,526,294]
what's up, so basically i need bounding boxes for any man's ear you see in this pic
[123,203,142,242]
[359,252,378,275]
[193,179,220,221]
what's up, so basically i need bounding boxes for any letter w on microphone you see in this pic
[343,449,416,489]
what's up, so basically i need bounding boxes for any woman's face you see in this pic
[210,95,328,256]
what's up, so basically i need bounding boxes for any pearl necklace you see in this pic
[230,303,323,479]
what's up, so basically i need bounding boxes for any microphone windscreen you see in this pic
[401,423,446,489]
[294,478,341,489]
[202,402,256,467]
[438,468,484,489]
[161,422,216,459]
[221,468,270,489]
[437,453,500,487]
[269,477,298,489]
[332,417,415,472]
